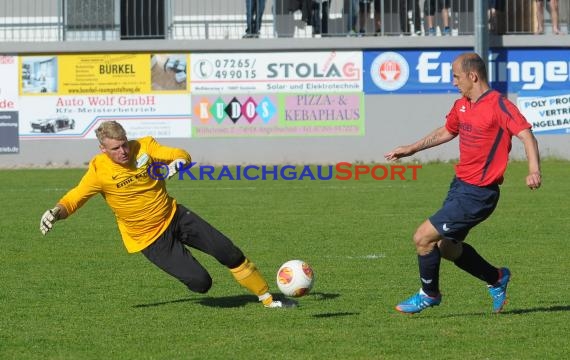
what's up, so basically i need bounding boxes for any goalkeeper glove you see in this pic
[40,206,61,235]
[166,158,187,180]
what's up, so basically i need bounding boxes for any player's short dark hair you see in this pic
[460,53,488,82]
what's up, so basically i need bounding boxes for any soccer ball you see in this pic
[276,259,314,297]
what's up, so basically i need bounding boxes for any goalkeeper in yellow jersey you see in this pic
[39,120,289,308]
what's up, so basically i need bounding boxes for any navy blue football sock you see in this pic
[453,243,499,285]
[418,246,441,297]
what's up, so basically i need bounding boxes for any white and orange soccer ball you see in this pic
[276,260,314,297]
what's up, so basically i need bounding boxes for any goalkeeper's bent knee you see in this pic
[184,275,212,294]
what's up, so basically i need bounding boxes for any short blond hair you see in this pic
[95,121,127,144]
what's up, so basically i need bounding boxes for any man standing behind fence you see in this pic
[535,0,561,35]
[244,0,267,38]
[399,0,421,36]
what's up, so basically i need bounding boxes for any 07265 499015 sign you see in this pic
[214,69,257,79]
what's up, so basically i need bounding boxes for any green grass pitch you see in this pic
[1,160,569,359]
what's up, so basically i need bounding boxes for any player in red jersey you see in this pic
[385,52,541,314]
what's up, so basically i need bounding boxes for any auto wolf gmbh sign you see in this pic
[17,53,191,139]
[190,51,363,94]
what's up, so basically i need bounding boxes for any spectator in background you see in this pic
[399,0,421,36]
[244,0,267,38]
[345,0,359,35]
[311,0,331,36]
[488,0,505,34]
[345,0,381,36]
[535,0,561,35]
[424,0,451,36]
[358,0,382,36]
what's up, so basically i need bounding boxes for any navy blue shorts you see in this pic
[429,177,500,242]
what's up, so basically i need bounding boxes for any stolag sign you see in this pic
[190,51,363,94]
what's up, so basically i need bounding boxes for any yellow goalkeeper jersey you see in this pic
[58,136,191,253]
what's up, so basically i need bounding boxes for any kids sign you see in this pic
[192,93,364,137]
[190,51,362,94]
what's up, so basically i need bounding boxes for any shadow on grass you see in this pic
[132,292,340,309]
[431,304,570,318]
[312,312,359,318]
[132,295,255,309]
[132,297,196,308]
[196,295,258,308]
[305,292,340,301]
[502,305,570,315]
[193,292,341,309]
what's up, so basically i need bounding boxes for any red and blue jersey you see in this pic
[445,90,531,186]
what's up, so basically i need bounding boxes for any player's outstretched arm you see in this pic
[517,129,542,190]
[40,204,68,235]
[384,126,456,161]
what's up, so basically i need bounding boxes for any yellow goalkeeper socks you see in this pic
[230,258,274,306]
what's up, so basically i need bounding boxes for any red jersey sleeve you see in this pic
[498,96,532,136]
[445,99,462,135]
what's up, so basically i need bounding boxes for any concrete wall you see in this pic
[1,35,569,168]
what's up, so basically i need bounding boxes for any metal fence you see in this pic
[0,0,568,42]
